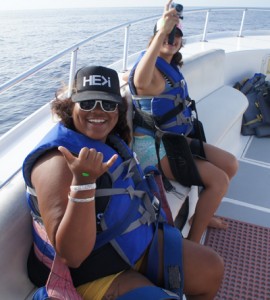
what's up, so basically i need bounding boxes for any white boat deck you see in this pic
[182,32,270,58]
[216,135,270,227]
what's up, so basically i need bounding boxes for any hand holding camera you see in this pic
[168,2,184,45]
[171,2,184,19]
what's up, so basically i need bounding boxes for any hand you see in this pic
[159,1,179,35]
[164,0,173,12]
[58,146,118,183]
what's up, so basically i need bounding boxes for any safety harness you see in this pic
[128,54,205,191]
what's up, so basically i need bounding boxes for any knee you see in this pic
[183,241,224,297]
[206,247,224,285]
[198,247,224,296]
[204,168,230,197]
[226,154,239,179]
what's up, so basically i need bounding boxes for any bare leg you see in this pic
[195,142,238,232]
[102,269,155,300]
[156,230,224,299]
[187,159,229,242]
[208,216,228,229]
[104,232,223,300]
[160,141,238,243]
[201,142,238,181]
[189,215,228,229]
[183,239,224,300]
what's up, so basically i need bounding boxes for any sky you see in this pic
[0,0,269,11]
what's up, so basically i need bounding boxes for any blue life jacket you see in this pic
[23,123,184,299]
[22,122,158,266]
[129,53,194,136]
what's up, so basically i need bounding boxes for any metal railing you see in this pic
[0,7,269,97]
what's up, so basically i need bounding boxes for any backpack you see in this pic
[234,73,270,137]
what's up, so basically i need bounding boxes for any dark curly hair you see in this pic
[51,89,131,145]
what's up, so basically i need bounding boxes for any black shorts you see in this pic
[162,134,205,188]
[190,138,206,159]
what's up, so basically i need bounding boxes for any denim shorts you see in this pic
[133,135,166,171]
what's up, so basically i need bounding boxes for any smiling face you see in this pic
[72,101,119,142]
[160,31,182,59]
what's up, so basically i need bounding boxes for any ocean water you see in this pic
[0,7,269,136]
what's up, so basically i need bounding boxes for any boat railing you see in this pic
[1,7,270,98]
[0,6,270,189]
[186,7,270,42]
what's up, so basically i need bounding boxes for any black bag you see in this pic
[234,73,270,137]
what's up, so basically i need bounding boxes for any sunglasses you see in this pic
[79,100,118,112]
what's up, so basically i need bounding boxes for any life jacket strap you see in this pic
[146,223,184,298]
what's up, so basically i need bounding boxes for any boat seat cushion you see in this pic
[197,85,248,147]
[0,173,36,299]
[182,49,225,102]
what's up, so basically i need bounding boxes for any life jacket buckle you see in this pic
[152,196,160,211]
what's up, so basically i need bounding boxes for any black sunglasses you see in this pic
[79,100,118,112]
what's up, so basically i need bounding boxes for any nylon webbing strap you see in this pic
[163,223,183,298]
[155,102,184,127]
[146,223,183,298]
[146,222,160,285]
[94,198,141,250]
[122,205,154,234]
[108,135,142,184]
[95,186,145,199]
[133,100,187,131]
[188,97,206,157]
[133,107,156,132]
[154,130,175,192]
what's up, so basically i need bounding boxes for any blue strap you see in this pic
[116,286,180,299]
[146,222,160,284]
[155,57,181,85]
[94,198,141,250]
[145,166,162,284]
[163,224,184,298]
[32,226,55,261]
[32,287,49,300]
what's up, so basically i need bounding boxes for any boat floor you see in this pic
[205,217,270,300]
[204,135,270,299]
[216,135,270,227]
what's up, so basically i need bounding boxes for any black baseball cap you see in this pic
[71,66,122,103]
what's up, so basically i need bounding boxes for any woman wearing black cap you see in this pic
[23,65,223,300]
[127,0,238,244]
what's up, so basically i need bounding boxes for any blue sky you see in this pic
[0,0,269,11]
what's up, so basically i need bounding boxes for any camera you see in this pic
[171,2,184,19]
[168,3,184,45]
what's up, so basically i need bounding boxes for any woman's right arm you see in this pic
[133,2,179,95]
[31,147,117,267]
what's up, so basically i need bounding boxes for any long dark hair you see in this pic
[51,90,131,145]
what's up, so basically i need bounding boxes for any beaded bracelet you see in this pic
[68,194,95,203]
[70,183,96,191]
